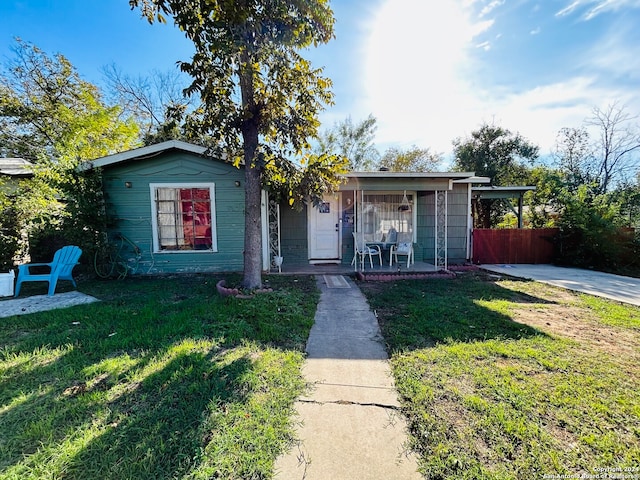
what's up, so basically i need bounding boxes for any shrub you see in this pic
[554,185,638,274]
[0,203,20,271]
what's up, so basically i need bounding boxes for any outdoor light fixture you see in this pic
[235,180,241,187]
[125,181,132,188]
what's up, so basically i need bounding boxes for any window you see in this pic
[361,192,414,242]
[150,183,217,252]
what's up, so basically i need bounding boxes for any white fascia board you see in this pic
[78,140,209,171]
[452,176,491,184]
[343,171,478,180]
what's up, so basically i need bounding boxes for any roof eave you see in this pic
[453,176,491,184]
[77,140,211,172]
[344,171,480,179]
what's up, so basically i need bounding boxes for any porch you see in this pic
[267,260,441,276]
[265,171,490,275]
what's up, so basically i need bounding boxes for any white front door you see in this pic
[308,195,341,262]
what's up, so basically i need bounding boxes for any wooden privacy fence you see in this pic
[472,228,559,264]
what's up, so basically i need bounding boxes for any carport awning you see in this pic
[472,186,536,228]
[472,186,536,200]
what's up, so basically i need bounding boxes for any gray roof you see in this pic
[0,158,34,177]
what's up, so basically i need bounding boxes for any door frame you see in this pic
[307,193,342,264]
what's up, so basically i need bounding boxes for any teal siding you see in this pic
[448,184,470,263]
[417,185,469,264]
[102,151,245,274]
[416,193,431,263]
[280,205,308,264]
[279,196,356,267]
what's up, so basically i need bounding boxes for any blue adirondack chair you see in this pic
[14,246,82,297]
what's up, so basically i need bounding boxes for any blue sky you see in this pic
[1,0,640,158]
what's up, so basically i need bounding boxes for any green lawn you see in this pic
[360,271,640,480]
[3,271,639,480]
[0,274,318,480]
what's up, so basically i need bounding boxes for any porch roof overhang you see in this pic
[340,171,488,192]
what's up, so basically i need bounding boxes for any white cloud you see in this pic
[556,0,640,20]
[359,0,640,157]
[530,26,541,35]
[491,78,607,151]
[363,0,492,153]
[480,0,505,17]
[585,0,640,19]
[584,23,640,81]
[556,1,582,17]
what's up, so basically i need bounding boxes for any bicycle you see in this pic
[94,233,142,279]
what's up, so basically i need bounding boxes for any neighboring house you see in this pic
[0,158,34,194]
[82,140,490,274]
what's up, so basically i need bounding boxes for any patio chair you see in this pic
[351,232,382,271]
[386,227,398,245]
[390,233,414,268]
[15,245,82,297]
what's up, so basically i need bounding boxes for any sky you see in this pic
[1,0,640,160]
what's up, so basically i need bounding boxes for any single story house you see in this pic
[82,140,491,274]
[0,158,34,194]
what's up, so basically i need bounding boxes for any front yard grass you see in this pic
[361,271,640,479]
[0,274,318,480]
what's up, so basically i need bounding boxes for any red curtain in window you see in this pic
[180,188,212,249]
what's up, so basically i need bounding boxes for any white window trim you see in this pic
[149,182,218,253]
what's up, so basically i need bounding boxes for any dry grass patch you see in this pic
[360,271,640,479]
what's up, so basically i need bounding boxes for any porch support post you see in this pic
[435,190,448,270]
[518,193,524,229]
[267,193,282,272]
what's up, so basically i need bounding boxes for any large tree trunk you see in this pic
[243,160,263,289]
[239,55,263,290]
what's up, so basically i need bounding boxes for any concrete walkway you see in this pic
[274,275,421,480]
[0,291,99,318]
[481,264,640,307]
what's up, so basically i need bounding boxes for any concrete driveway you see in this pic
[481,264,640,307]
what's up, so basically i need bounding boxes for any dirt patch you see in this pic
[460,272,640,361]
[496,279,640,363]
[361,272,640,362]
[511,303,640,360]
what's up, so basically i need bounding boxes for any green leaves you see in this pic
[314,114,380,171]
[131,0,341,288]
[1,39,140,165]
[452,123,539,185]
[131,0,336,160]
[0,39,140,261]
[452,123,539,228]
[379,145,444,173]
